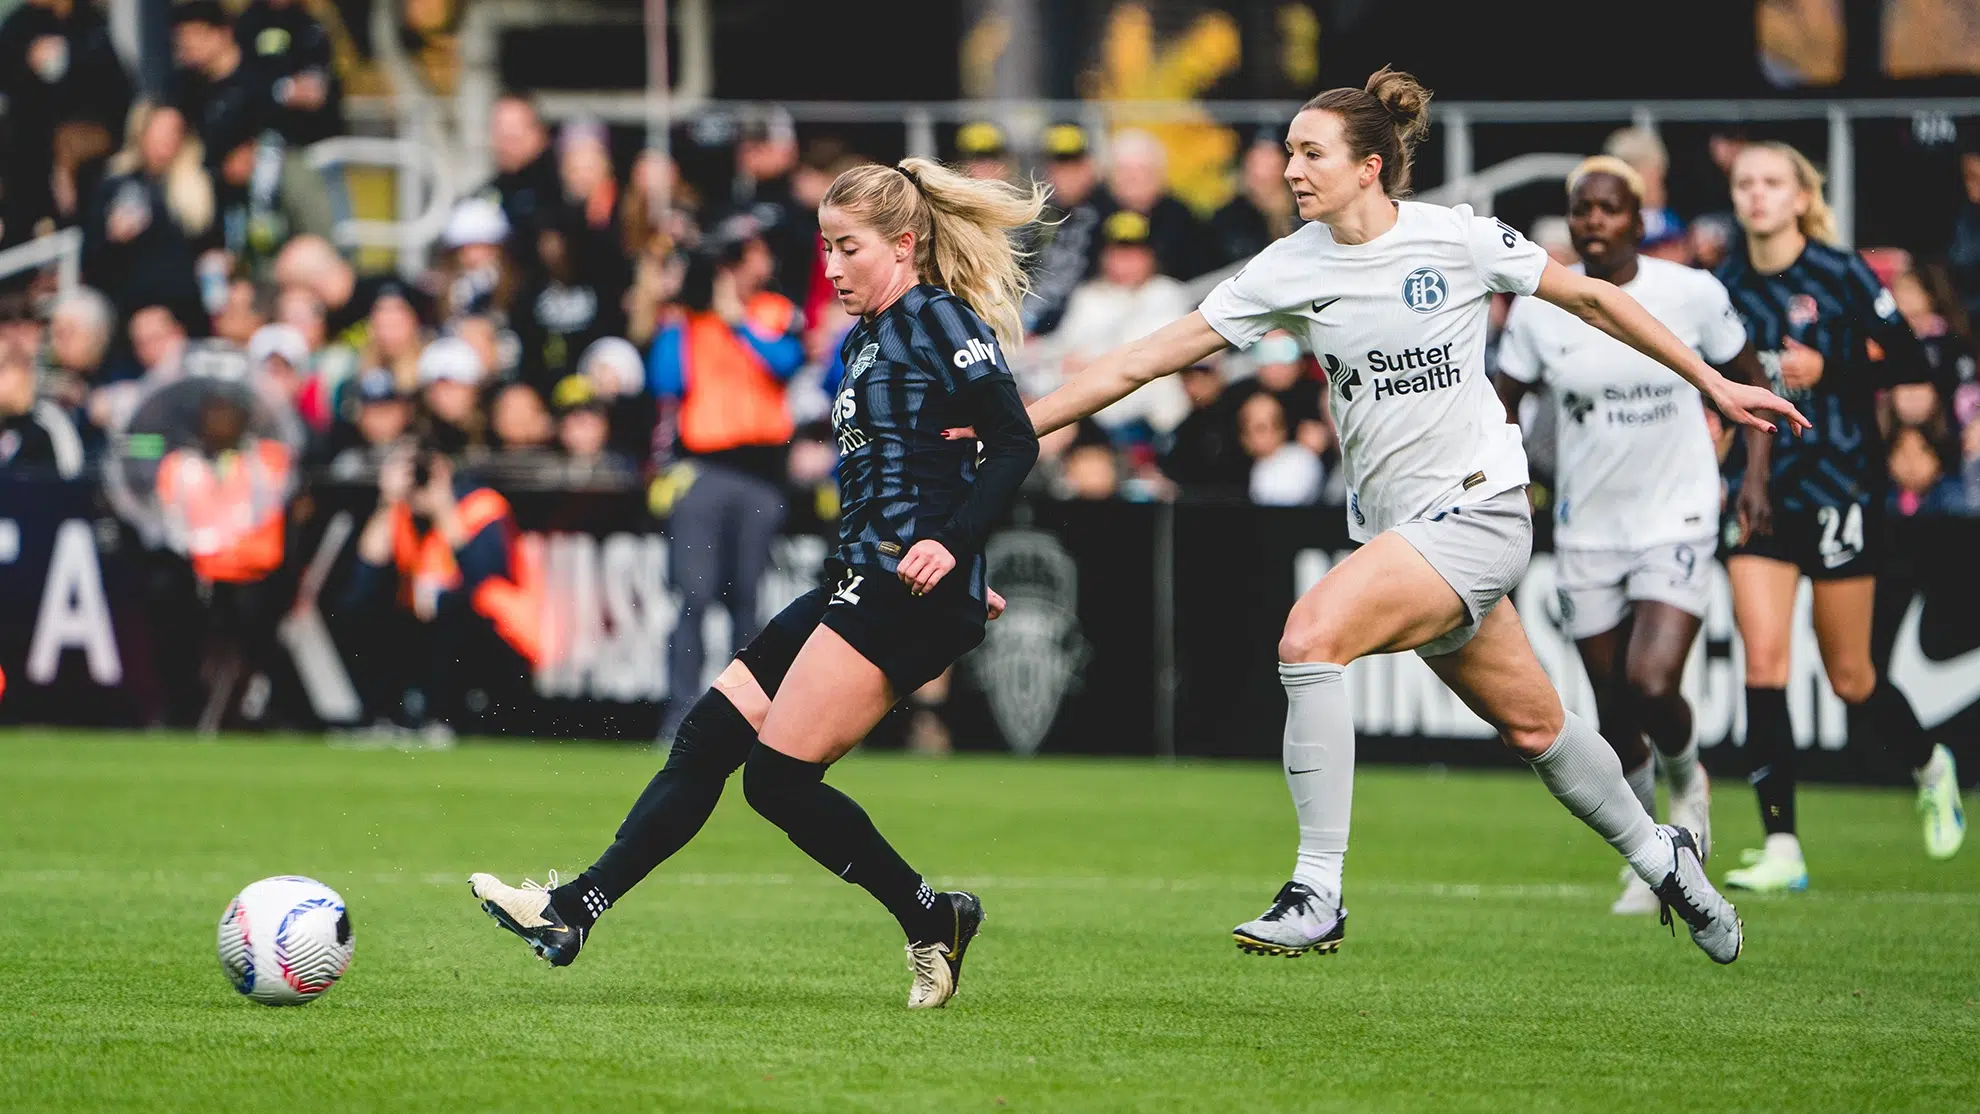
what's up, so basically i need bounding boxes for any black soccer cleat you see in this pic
[1233,881,1347,957]
[906,890,984,1009]
[469,871,586,967]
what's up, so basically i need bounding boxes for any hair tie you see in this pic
[895,163,920,188]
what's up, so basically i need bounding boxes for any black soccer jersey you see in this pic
[1716,241,1929,513]
[830,284,1037,603]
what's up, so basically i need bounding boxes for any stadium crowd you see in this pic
[3,0,1980,735]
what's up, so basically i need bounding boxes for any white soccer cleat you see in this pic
[1233,881,1346,957]
[1723,845,1809,893]
[1650,826,1742,964]
[469,871,585,967]
[1917,745,1965,861]
[905,891,983,1010]
[1667,768,1712,863]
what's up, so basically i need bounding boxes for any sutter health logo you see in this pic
[1356,343,1464,402]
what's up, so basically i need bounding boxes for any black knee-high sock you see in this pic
[741,743,951,944]
[1849,679,1934,772]
[1745,686,1796,836]
[550,690,757,928]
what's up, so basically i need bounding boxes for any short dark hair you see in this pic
[170,0,229,29]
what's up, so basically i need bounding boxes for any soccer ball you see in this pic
[217,876,354,1005]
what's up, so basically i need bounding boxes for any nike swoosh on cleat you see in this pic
[1311,297,1342,315]
[1888,595,1980,729]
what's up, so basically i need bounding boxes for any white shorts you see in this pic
[1391,487,1534,659]
[1553,538,1715,641]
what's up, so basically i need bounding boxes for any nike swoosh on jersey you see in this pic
[1887,595,1980,729]
[1310,297,1342,315]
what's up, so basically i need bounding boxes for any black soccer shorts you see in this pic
[1724,498,1882,580]
[735,561,987,699]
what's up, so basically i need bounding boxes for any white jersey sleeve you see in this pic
[1198,234,1304,349]
[1688,269,1749,365]
[1495,296,1545,385]
[1463,213,1549,296]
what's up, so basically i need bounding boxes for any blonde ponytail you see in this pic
[822,158,1047,352]
[1741,141,1840,246]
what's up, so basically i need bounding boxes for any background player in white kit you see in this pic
[972,68,1807,964]
[1497,156,1775,915]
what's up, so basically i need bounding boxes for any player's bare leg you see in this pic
[1235,533,1466,956]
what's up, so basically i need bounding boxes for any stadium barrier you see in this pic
[4,473,1977,783]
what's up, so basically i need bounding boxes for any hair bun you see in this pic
[1365,65,1432,142]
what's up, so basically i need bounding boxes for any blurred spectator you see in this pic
[432,197,515,325]
[1888,425,1965,516]
[1107,129,1209,280]
[213,132,334,286]
[339,448,541,735]
[477,94,560,262]
[48,114,117,230]
[551,372,634,485]
[1211,130,1297,267]
[273,285,349,427]
[154,389,294,729]
[955,120,1013,181]
[127,302,189,378]
[211,277,265,345]
[489,380,554,454]
[555,116,632,288]
[448,311,518,384]
[1023,121,1115,336]
[728,107,813,308]
[1688,213,1737,271]
[82,102,211,329]
[1224,329,1331,457]
[1058,419,1120,500]
[272,233,389,342]
[170,0,276,168]
[0,0,132,242]
[1949,142,1980,329]
[246,322,308,410]
[0,337,83,477]
[1029,209,1192,438]
[42,285,114,414]
[415,335,487,454]
[1159,360,1247,490]
[577,335,655,464]
[323,367,411,480]
[1239,391,1324,507]
[361,281,431,393]
[646,221,802,737]
[233,0,342,146]
[513,212,625,394]
[1605,127,1683,252]
[1530,215,1577,266]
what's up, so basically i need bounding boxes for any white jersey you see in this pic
[1200,201,1545,543]
[1497,256,1747,551]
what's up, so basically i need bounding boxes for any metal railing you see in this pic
[0,227,81,295]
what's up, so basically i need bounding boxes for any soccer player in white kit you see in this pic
[1496,157,1774,915]
[1004,69,1808,964]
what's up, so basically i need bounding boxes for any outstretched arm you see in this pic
[1026,311,1230,437]
[1534,260,1809,435]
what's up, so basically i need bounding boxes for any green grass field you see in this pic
[2,732,1976,1112]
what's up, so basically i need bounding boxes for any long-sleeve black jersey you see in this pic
[1716,240,1929,512]
[830,284,1039,603]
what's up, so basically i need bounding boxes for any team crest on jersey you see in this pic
[1401,268,1448,313]
[1787,294,1819,328]
[1321,353,1362,401]
[847,342,880,381]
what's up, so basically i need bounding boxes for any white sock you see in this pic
[1280,661,1352,904]
[1915,744,1952,787]
[1765,832,1804,862]
[1624,758,1657,819]
[1526,710,1675,885]
[1657,738,1704,797]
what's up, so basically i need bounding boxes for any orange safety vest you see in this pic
[389,487,544,665]
[677,292,797,455]
[155,440,291,584]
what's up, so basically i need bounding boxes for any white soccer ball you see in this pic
[217,876,354,1005]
